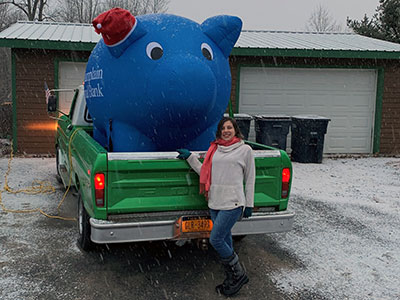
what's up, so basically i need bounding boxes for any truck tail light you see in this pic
[281,168,291,199]
[94,173,105,207]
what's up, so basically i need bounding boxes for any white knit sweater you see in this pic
[187,140,255,210]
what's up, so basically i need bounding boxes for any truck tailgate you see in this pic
[106,150,286,215]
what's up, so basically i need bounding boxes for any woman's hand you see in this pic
[176,149,191,160]
[243,207,252,218]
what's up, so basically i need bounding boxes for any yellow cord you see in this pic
[0,128,82,221]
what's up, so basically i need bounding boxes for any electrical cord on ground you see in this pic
[0,129,82,221]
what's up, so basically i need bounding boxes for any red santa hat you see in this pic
[92,8,136,46]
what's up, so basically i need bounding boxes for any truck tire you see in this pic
[55,146,62,184]
[77,192,93,251]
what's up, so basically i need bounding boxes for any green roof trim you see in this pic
[0,39,96,51]
[3,39,399,59]
[231,47,400,60]
[373,68,384,153]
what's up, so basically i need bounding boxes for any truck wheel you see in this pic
[55,146,62,183]
[77,192,93,251]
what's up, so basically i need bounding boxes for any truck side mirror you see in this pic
[47,95,57,112]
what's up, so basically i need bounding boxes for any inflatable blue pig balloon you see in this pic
[85,8,242,151]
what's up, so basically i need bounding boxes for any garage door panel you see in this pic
[351,117,370,129]
[239,67,377,153]
[328,116,348,130]
[331,95,354,106]
[58,62,87,114]
[328,136,347,152]
[307,95,329,107]
[351,137,370,150]
[240,92,262,105]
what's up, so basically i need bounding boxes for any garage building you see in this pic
[1,21,400,155]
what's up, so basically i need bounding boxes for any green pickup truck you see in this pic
[50,85,294,251]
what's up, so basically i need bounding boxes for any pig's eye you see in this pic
[146,42,163,60]
[201,43,213,60]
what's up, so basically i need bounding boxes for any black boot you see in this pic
[216,258,233,294]
[216,252,249,296]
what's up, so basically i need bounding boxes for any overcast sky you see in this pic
[167,0,380,31]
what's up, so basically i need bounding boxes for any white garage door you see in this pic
[58,61,87,114]
[239,67,377,153]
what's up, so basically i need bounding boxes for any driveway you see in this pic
[1,156,399,299]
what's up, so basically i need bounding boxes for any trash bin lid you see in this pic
[223,113,253,119]
[234,113,252,119]
[292,115,330,121]
[254,114,291,120]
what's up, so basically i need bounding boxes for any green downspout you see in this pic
[233,65,242,116]
[228,100,233,117]
[54,58,60,108]
[373,68,384,153]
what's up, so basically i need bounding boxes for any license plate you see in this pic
[181,216,213,233]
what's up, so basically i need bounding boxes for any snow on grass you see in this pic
[271,157,400,300]
[0,157,79,300]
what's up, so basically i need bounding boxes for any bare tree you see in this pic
[1,0,170,24]
[306,4,342,32]
[141,0,169,14]
[53,0,170,23]
[0,2,25,29]
[0,0,49,21]
[54,0,102,23]
[100,0,142,14]
[101,0,170,15]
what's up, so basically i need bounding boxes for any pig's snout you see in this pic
[146,55,217,118]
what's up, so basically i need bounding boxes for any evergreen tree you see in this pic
[347,0,400,43]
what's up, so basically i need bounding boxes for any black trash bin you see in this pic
[291,115,330,163]
[224,113,253,140]
[254,115,291,150]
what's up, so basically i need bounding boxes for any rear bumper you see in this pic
[89,210,295,244]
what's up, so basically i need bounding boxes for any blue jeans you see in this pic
[209,207,242,259]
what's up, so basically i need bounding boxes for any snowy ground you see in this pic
[0,155,399,299]
[271,156,400,300]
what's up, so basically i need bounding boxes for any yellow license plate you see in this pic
[181,217,213,233]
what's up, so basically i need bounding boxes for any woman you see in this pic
[177,116,255,296]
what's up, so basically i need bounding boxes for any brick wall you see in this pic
[380,64,400,154]
[0,47,11,104]
[14,49,90,154]
[0,48,12,138]
[0,102,11,138]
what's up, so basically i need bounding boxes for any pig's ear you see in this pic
[201,15,242,58]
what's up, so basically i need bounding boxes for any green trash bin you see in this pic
[254,115,291,150]
[291,115,330,163]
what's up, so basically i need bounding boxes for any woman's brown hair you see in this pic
[215,116,244,140]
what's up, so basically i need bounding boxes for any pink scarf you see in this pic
[199,137,241,197]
